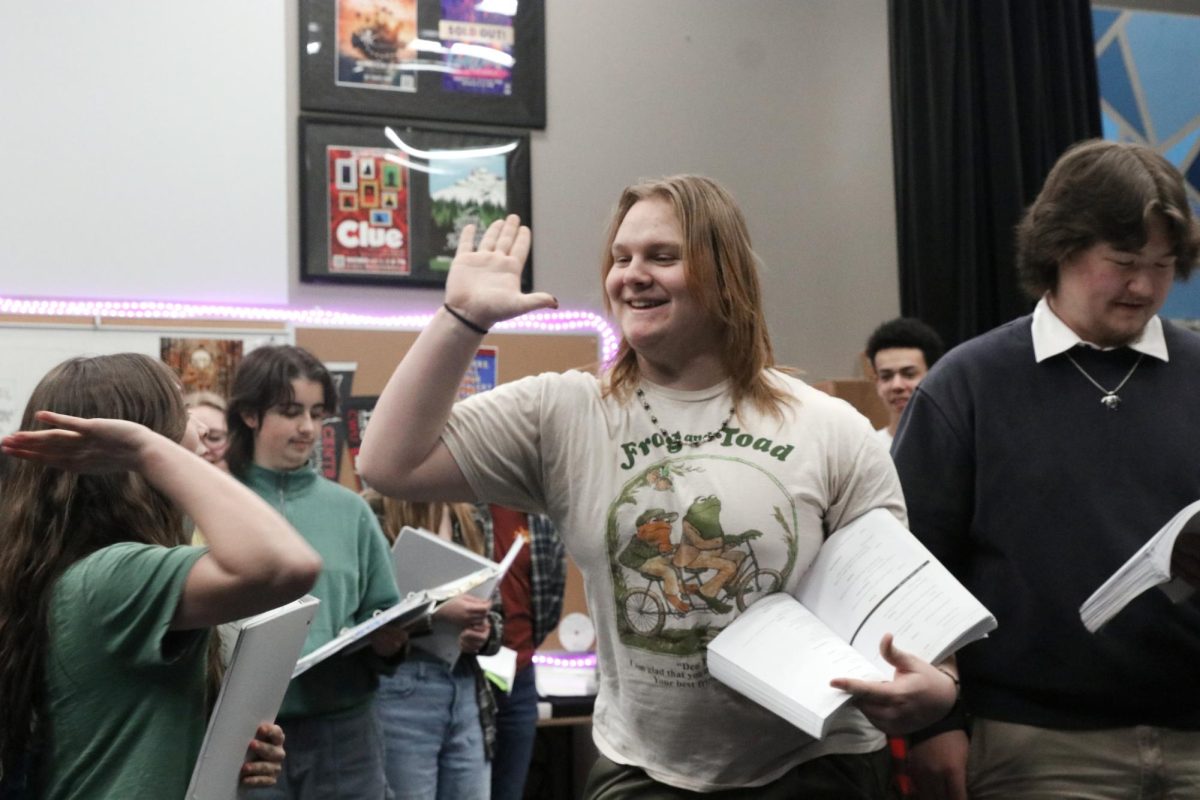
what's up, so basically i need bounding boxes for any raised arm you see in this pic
[1,411,321,629]
[357,214,555,500]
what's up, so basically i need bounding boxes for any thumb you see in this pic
[878,633,920,673]
[511,292,560,316]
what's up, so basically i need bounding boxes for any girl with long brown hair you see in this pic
[0,353,320,798]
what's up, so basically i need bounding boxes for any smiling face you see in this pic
[872,347,929,428]
[604,197,723,387]
[1049,214,1176,348]
[244,378,326,471]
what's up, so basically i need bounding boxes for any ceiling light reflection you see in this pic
[384,127,518,160]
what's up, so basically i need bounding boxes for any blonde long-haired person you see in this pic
[184,390,231,470]
[0,353,320,798]
[357,176,958,797]
[367,496,502,800]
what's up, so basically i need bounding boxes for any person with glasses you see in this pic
[184,391,230,470]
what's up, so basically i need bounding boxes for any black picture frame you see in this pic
[300,115,532,289]
[300,0,546,129]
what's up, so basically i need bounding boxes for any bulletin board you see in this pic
[0,312,596,655]
[295,325,598,651]
[0,315,291,437]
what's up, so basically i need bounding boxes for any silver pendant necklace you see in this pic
[1064,352,1144,411]
[635,387,735,446]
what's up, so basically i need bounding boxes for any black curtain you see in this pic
[889,0,1101,348]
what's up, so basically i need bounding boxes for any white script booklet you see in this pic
[290,591,435,678]
[394,525,524,667]
[706,508,996,739]
[1080,498,1200,633]
[186,595,320,800]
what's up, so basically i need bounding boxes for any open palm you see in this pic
[444,214,556,328]
[0,410,156,474]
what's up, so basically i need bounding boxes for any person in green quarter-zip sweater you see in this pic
[227,345,407,800]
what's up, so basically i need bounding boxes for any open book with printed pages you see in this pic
[706,508,997,740]
[186,595,320,800]
[1080,498,1200,633]
[394,525,525,668]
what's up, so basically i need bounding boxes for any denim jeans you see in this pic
[254,704,391,800]
[491,664,540,800]
[376,653,490,800]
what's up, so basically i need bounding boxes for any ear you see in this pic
[241,411,259,431]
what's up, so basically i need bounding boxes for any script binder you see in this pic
[185,595,320,800]
[290,592,436,678]
[1080,497,1200,633]
[394,526,524,667]
[706,509,995,739]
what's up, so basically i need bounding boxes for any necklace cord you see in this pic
[1064,352,1144,410]
[1064,352,1144,396]
[636,387,735,447]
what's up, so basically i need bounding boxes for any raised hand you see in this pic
[828,634,958,735]
[0,410,160,474]
[443,214,557,330]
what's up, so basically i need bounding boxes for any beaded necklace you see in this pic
[635,387,735,447]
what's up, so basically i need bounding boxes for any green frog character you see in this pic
[672,495,761,614]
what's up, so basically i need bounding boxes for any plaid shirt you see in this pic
[478,506,567,648]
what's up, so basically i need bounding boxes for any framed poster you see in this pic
[457,346,497,399]
[300,0,546,129]
[300,115,532,289]
[160,338,244,397]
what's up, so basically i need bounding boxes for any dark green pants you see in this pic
[584,747,898,799]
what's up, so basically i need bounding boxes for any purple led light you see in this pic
[531,652,598,670]
[0,295,620,365]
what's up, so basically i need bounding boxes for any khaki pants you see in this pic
[968,718,1200,800]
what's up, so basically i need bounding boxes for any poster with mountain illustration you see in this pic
[301,117,530,288]
[427,155,507,273]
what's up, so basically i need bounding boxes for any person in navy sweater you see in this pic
[894,139,1200,800]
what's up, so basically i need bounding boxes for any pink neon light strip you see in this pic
[0,295,621,365]
[532,652,598,669]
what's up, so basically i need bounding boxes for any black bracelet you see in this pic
[443,303,489,335]
[936,667,961,702]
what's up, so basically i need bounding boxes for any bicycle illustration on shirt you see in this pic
[616,496,783,638]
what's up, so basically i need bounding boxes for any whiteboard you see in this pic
[0,322,292,437]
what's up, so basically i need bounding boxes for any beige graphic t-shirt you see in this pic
[444,369,904,791]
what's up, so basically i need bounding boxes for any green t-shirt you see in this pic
[41,542,208,800]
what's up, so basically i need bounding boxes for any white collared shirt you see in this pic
[1030,296,1169,364]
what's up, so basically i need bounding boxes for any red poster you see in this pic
[327,146,410,275]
